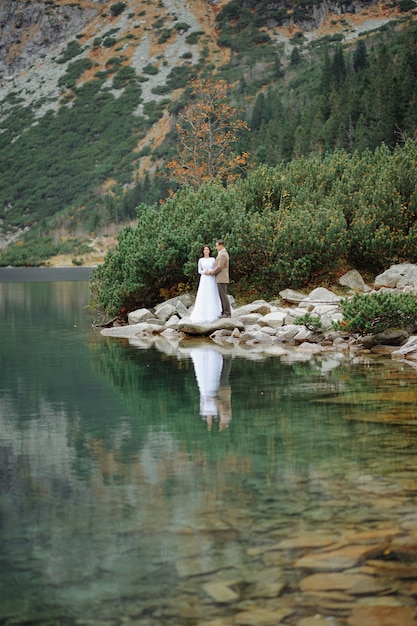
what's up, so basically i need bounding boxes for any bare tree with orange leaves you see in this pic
[165,78,250,188]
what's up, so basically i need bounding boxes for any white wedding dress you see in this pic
[189,257,222,323]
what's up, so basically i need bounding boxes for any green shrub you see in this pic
[56,41,83,64]
[295,313,324,333]
[143,64,159,75]
[103,37,118,48]
[110,2,126,16]
[158,29,172,44]
[58,57,93,89]
[335,291,417,335]
[174,22,191,32]
[185,31,204,44]
[112,66,137,89]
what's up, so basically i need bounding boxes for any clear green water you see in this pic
[1,279,417,625]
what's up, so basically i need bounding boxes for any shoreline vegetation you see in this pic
[89,140,417,318]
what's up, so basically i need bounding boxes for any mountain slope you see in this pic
[0,0,415,260]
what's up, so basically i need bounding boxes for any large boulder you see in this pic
[233,300,273,318]
[306,287,341,304]
[128,308,155,324]
[392,335,417,360]
[339,269,370,292]
[361,329,409,349]
[258,311,287,328]
[374,264,417,290]
[177,317,244,336]
[154,302,176,322]
[279,288,308,303]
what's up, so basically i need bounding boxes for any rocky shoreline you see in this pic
[101,264,417,363]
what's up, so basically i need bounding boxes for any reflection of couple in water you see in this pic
[190,348,232,431]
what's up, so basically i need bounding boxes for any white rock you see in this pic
[392,335,417,358]
[175,300,191,318]
[128,308,154,324]
[165,314,180,327]
[313,304,340,316]
[296,342,325,353]
[257,326,277,336]
[258,311,287,328]
[233,301,272,317]
[275,324,302,341]
[306,287,341,303]
[101,322,158,337]
[279,288,308,303]
[339,269,369,292]
[293,327,314,342]
[154,302,176,321]
[374,263,417,289]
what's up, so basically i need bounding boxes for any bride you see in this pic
[189,245,222,323]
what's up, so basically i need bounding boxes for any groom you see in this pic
[207,239,231,318]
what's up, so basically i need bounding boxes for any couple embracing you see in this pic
[189,239,231,324]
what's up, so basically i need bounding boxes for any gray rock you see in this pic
[236,314,262,325]
[297,342,325,353]
[102,322,160,338]
[175,300,191,319]
[177,318,244,336]
[155,293,194,312]
[165,314,180,327]
[154,302,176,321]
[293,327,315,343]
[258,311,287,328]
[361,329,409,348]
[275,324,302,342]
[339,269,369,292]
[374,263,417,290]
[128,308,154,324]
[257,326,277,336]
[240,330,273,343]
[306,287,341,303]
[233,301,272,317]
[312,304,341,316]
[279,288,308,303]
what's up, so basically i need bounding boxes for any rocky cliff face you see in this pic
[0,0,401,81]
[0,0,104,77]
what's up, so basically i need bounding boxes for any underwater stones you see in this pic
[348,605,416,626]
[299,573,390,595]
[234,606,295,626]
[275,535,337,550]
[245,580,285,599]
[203,581,239,603]
[294,545,370,571]
[297,617,339,626]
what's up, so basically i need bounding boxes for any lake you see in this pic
[1,273,417,626]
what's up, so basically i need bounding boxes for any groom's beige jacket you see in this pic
[213,248,230,284]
